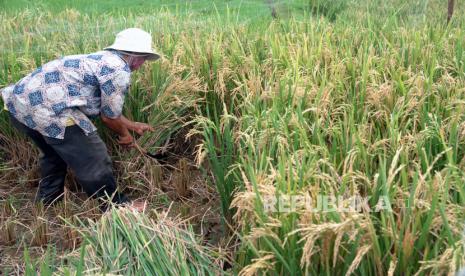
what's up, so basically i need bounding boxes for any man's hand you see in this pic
[118,133,134,147]
[101,115,153,146]
[132,122,154,135]
[101,115,133,146]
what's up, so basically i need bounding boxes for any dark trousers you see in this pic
[9,114,128,207]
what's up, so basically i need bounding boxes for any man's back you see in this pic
[1,50,131,139]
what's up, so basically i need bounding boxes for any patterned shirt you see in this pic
[1,50,131,139]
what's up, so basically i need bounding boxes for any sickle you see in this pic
[143,151,170,164]
[134,142,169,164]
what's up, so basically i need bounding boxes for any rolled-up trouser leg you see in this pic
[42,125,128,209]
[9,114,67,204]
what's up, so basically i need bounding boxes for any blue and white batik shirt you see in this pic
[1,50,131,139]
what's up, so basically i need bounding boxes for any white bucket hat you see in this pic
[105,28,160,60]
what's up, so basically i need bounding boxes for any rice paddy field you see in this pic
[1,0,465,275]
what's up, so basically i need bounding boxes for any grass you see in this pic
[1,0,465,275]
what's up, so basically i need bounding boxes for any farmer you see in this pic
[1,28,159,211]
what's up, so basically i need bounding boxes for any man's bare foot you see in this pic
[126,200,147,212]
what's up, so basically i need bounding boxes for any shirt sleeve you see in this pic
[98,69,130,119]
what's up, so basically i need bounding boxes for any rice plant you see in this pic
[174,158,191,197]
[30,203,49,247]
[71,207,222,275]
[1,197,17,245]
